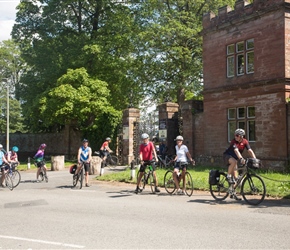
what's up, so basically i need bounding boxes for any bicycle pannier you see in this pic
[69,164,77,174]
[209,170,220,185]
[247,158,261,169]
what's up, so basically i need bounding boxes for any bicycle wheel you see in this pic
[149,172,156,193]
[183,172,194,197]
[241,174,266,205]
[164,170,176,194]
[39,172,44,182]
[44,172,48,183]
[209,172,229,201]
[107,155,118,169]
[5,174,13,191]
[137,170,146,190]
[10,170,21,188]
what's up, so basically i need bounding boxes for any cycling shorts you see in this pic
[100,150,109,157]
[174,162,188,170]
[36,161,45,168]
[80,162,90,172]
[139,161,156,173]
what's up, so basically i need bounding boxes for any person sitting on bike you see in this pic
[135,133,160,194]
[0,144,10,187]
[173,135,195,195]
[223,128,256,184]
[7,146,19,165]
[100,137,113,168]
[34,143,48,182]
[76,139,92,187]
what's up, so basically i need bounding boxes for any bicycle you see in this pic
[0,163,14,191]
[34,161,48,182]
[7,162,21,188]
[136,161,157,194]
[164,162,194,196]
[72,162,84,189]
[209,158,266,205]
[156,154,174,169]
[94,151,118,169]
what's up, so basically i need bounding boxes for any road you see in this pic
[0,168,290,249]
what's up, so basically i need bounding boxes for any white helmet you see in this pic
[174,135,184,141]
[141,133,149,139]
[106,137,111,141]
[0,144,2,148]
[235,129,245,136]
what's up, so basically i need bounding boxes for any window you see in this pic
[227,106,256,142]
[226,39,254,77]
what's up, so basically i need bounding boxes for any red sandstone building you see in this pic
[200,0,290,169]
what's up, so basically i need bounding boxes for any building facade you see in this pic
[200,0,290,169]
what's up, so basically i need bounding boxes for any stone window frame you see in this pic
[226,39,254,77]
[227,106,256,142]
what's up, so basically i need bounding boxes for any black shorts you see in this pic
[36,161,45,168]
[223,153,237,166]
[100,150,109,157]
[139,161,156,172]
[80,162,90,172]
[174,162,188,170]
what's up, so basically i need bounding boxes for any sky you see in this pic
[0,0,20,42]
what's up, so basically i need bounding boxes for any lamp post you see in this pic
[2,78,9,153]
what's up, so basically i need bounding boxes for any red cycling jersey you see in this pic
[139,142,154,161]
[224,138,251,160]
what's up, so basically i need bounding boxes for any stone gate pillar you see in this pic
[158,102,179,155]
[122,108,140,165]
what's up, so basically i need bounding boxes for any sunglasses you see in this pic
[235,134,240,137]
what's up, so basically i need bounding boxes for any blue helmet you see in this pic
[12,146,19,152]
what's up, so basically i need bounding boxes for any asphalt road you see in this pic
[0,168,290,249]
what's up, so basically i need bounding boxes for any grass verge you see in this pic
[96,165,290,199]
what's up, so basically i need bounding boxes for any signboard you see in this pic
[123,126,129,140]
[159,129,167,139]
[159,119,167,130]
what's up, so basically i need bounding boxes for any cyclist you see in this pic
[135,133,160,194]
[100,137,113,167]
[7,146,19,164]
[34,143,47,182]
[0,144,10,187]
[223,128,256,184]
[173,135,195,195]
[76,139,92,187]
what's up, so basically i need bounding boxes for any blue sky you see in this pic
[0,0,20,41]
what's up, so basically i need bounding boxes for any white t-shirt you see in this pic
[175,144,189,162]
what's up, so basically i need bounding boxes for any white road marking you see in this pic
[0,235,85,248]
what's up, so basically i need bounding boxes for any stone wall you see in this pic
[0,125,82,162]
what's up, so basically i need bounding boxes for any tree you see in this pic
[130,0,236,104]
[0,40,26,133]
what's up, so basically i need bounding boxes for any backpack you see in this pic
[69,164,77,174]
[209,170,220,185]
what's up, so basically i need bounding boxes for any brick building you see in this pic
[200,0,290,169]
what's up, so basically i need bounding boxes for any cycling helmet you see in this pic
[174,135,184,141]
[0,144,2,148]
[82,139,89,142]
[12,146,19,152]
[141,133,149,139]
[235,129,245,137]
[39,143,47,149]
[106,137,111,141]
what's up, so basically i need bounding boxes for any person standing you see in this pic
[0,144,10,187]
[135,133,160,194]
[34,143,47,182]
[100,137,112,167]
[172,136,195,195]
[76,139,92,187]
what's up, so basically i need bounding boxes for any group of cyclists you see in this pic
[134,128,256,198]
[0,128,256,200]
